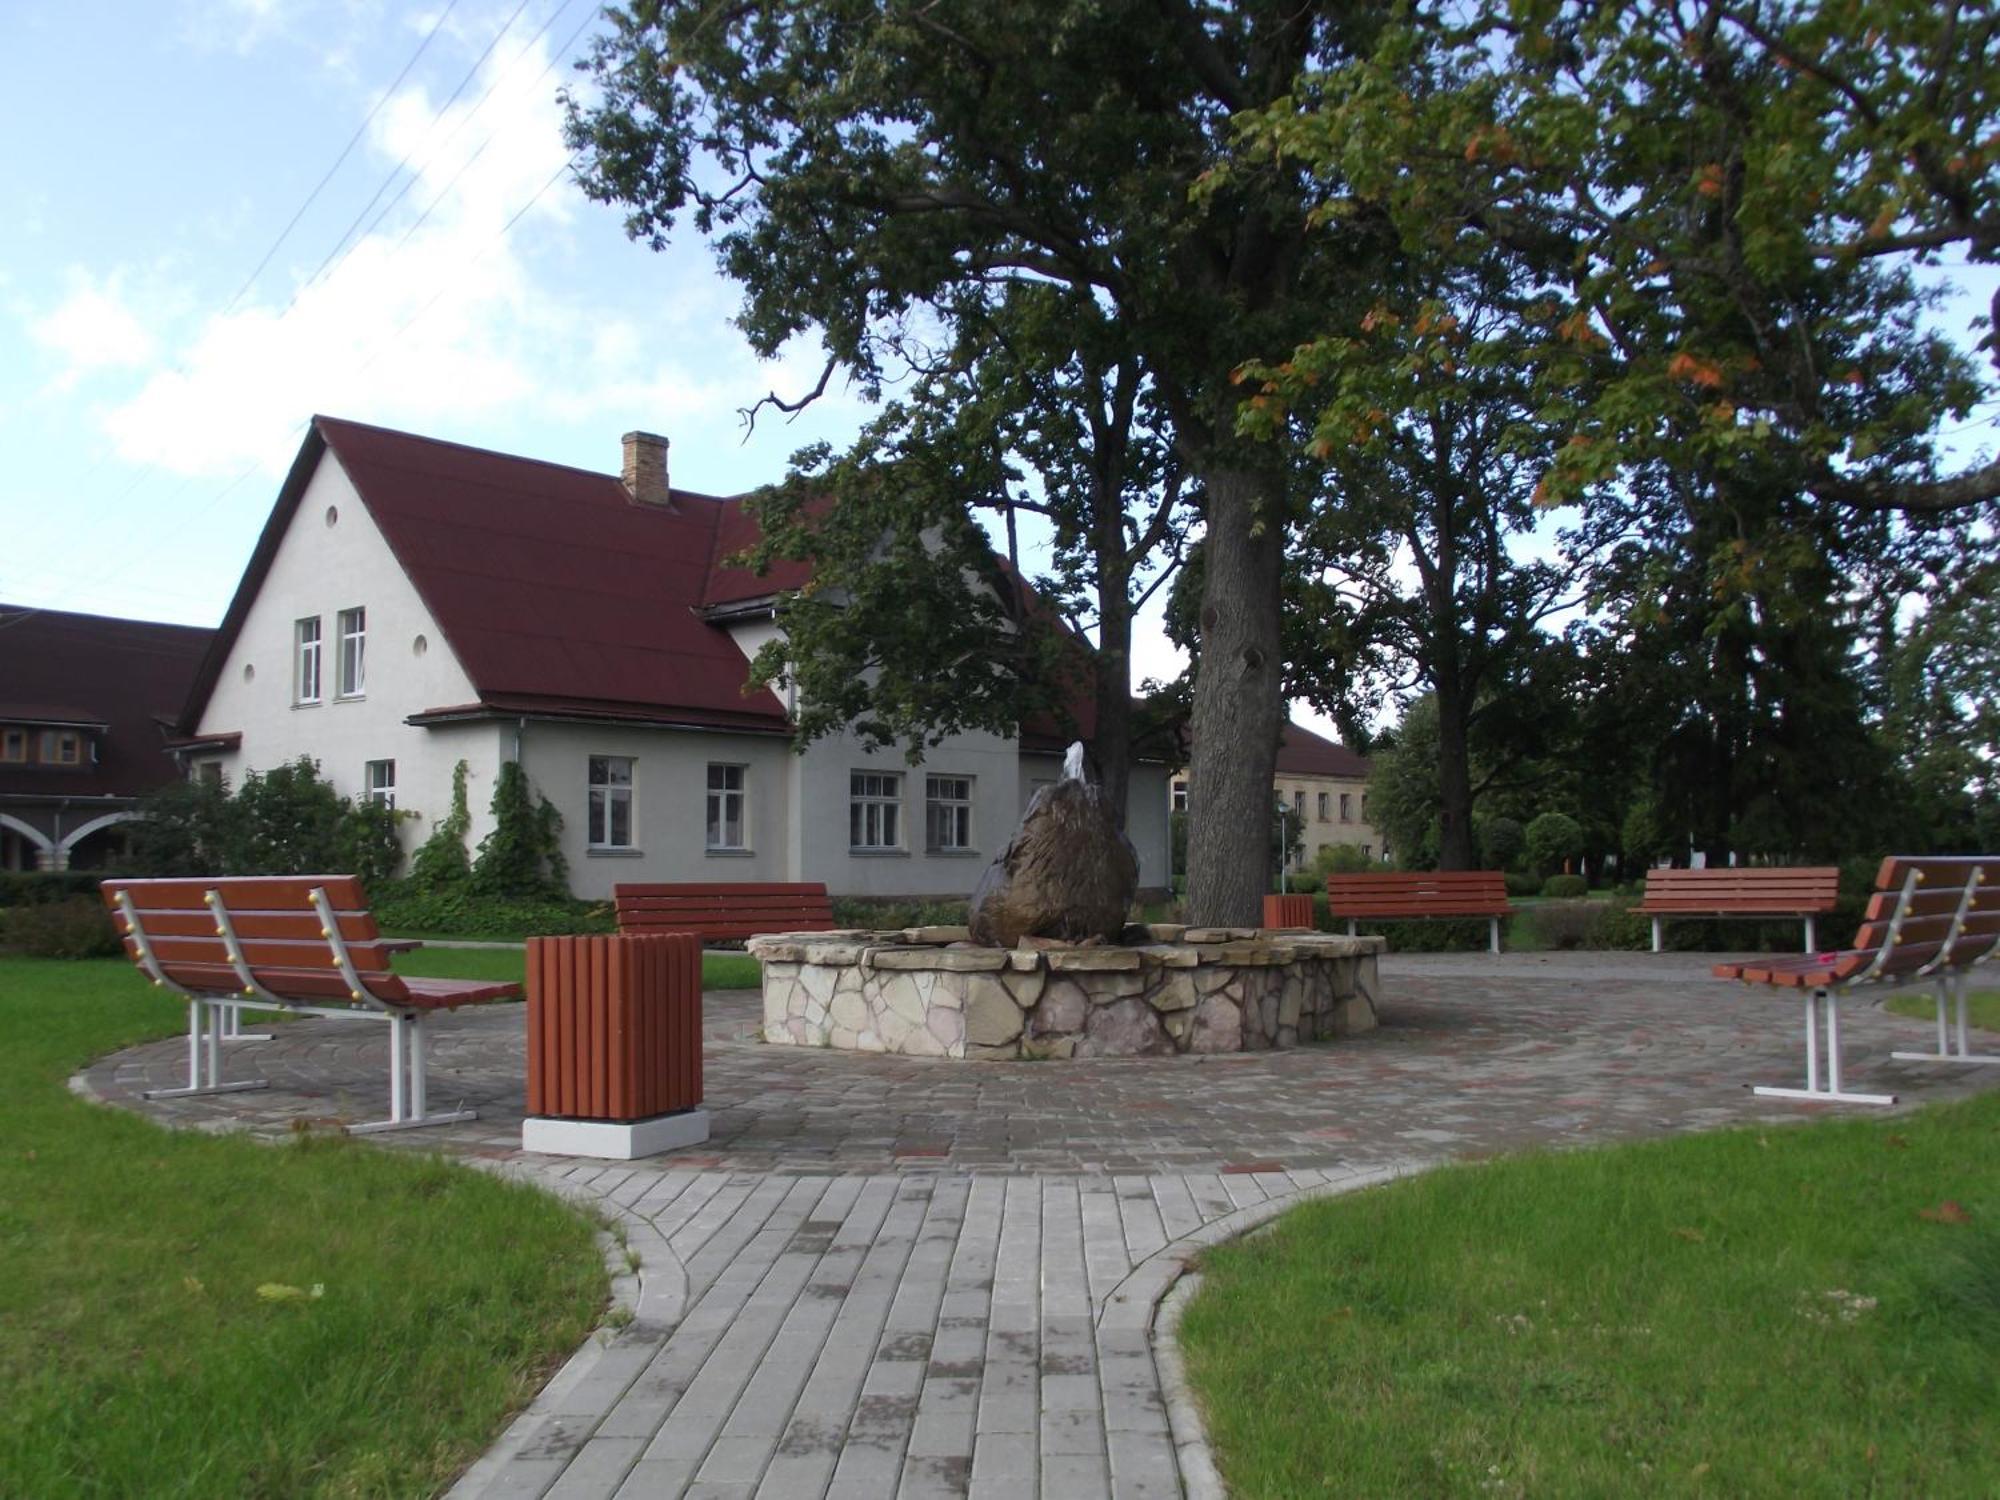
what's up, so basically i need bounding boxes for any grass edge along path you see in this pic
[1179,1092,2000,1499]
[0,957,608,1500]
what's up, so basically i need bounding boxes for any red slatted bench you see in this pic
[1323,871,1517,954]
[1714,855,1999,1106]
[614,882,835,944]
[1637,865,1841,953]
[102,875,519,1134]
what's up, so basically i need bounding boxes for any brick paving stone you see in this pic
[80,953,2000,1499]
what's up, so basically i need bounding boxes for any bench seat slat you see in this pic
[614,881,835,944]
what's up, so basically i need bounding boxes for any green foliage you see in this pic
[1280,872,1323,895]
[409,759,473,890]
[1524,811,1585,875]
[127,760,409,883]
[3,897,123,958]
[1540,873,1588,899]
[472,761,569,901]
[829,897,971,931]
[1314,843,1377,876]
[0,872,105,908]
[1502,870,1542,899]
[1476,815,1525,871]
[370,883,611,940]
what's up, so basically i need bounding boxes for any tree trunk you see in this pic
[1185,466,1287,926]
[1433,673,1478,870]
[1094,574,1134,833]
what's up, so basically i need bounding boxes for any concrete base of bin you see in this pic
[523,1108,710,1160]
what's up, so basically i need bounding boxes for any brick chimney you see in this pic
[621,430,671,506]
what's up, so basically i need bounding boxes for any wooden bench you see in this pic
[614,882,835,944]
[102,875,519,1134]
[1714,855,1999,1106]
[1637,865,1840,953]
[1323,871,1517,954]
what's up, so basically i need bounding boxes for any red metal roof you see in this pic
[0,605,212,798]
[1274,721,1371,779]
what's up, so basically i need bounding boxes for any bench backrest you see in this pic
[101,875,416,1008]
[615,882,835,941]
[1640,866,1840,911]
[1322,871,1512,915]
[1848,856,2000,979]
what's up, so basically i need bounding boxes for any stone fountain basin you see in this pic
[746,924,1384,1060]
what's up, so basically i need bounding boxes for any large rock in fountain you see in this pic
[969,743,1139,948]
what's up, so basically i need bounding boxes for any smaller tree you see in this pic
[472,762,569,900]
[127,775,242,877]
[1476,815,1524,872]
[1524,811,1585,879]
[409,761,473,890]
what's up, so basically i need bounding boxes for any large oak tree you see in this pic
[564,0,1398,923]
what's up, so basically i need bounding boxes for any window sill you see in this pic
[925,848,982,859]
[292,700,322,710]
[849,848,910,858]
[586,847,645,858]
[705,847,755,858]
[334,693,366,704]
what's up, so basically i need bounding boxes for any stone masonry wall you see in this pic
[747,925,1383,1060]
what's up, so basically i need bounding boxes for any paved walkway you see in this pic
[81,953,1999,1499]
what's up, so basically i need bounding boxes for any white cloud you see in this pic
[31,272,157,388]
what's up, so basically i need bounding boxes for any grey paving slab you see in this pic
[81,953,2000,1499]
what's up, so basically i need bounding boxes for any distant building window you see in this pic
[850,771,903,850]
[1317,791,1330,821]
[588,756,635,849]
[1293,790,1306,817]
[1362,844,1373,860]
[0,729,25,763]
[39,730,82,765]
[294,617,322,704]
[1171,780,1188,813]
[1340,792,1353,822]
[336,607,366,697]
[195,761,223,785]
[707,764,746,849]
[926,775,973,852]
[365,759,396,807]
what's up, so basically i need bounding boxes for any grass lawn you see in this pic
[0,957,607,1499]
[394,944,762,991]
[1888,987,2000,1035]
[1180,1093,2000,1498]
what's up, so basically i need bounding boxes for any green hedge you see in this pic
[0,872,109,908]
[369,883,613,939]
[830,896,971,930]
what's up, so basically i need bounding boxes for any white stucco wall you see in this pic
[515,722,796,901]
[192,454,507,856]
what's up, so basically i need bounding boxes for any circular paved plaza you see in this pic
[78,953,2000,1500]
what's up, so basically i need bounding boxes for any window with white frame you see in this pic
[294,617,322,704]
[1292,789,1305,817]
[336,607,366,697]
[926,775,973,852]
[1171,780,1188,812]
[1317,791,1330,821]
[707,763,746,849]
[588,755,635,848]
[1340,792,1353,821]
[365,759,396,807]
[0,729,25,763]
[40,730,82,765]
[850,771,902,850]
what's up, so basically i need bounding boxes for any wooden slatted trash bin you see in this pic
[1263,893,1316,930]
[521,933,710,1159]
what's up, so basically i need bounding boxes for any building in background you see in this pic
[0,605,212,871]
[176,416,1172,900]
[1171,721,1379,874]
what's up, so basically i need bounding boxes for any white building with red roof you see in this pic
[176,417,1172,899]
[1171,721,1380,872]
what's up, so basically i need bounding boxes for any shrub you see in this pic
[408,759,473,890]
[0,872,105,907]
[6,896,124,958]
[1477,814,1525,871]
[1503,871,1542,898]
[1525,811,1585,875]
[1279,872,1323,894]
[1313,843,1377,876]
[1541,873,1589,898]
[369,882,612,939]
[472,762,569,900]
[830,897,971,930]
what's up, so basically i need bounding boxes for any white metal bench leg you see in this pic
[1489,917,1501,955]
[219,1003,273,1043]
[347,1011,477,1135]
[145,999,269,1100]
[1755,988,1897,1106]
[1892,975,2000,1067]
[1803,914,1817,953]
[1651,916,1663,953]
